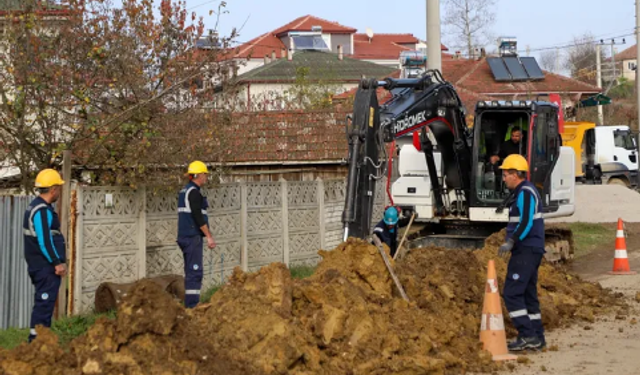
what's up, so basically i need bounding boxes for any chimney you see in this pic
[271,50,276,61]
[288,48,293,61]
[480,48,486,58]
[338,45,343,61]
[281,48,286,59]
[264,54,270,65]
[455,51,461,60]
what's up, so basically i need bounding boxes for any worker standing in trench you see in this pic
[23,169,67,343]
[372,206,410,258]
[177,161,216,308]
[498,154,546,351]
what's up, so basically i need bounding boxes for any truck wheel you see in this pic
[608,178,630,187]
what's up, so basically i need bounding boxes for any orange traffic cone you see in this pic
[609,218,637,275]
[479,260,517,361]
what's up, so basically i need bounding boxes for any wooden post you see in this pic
[281,179,290,267]
[73,187,84,315]
[240,183,248,272]
[56,150,72,317]
[317,178,326,250]
[67,190,77,315]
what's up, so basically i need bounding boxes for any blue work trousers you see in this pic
[503,245,545,339]
[177,236,204,308]
[28,267,61,342]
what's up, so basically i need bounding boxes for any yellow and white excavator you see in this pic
[341,70,576,262]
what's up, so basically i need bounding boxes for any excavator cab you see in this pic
[469,100,573,222]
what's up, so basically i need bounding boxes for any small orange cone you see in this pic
[609,218,637,275]
[479,260,517,361]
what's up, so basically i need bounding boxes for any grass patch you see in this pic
[0,310,116,350]
[51,310,116,347]
[0,327,29,350]
[290,265,316,279]
[200,285,221,302]
[568,222,612,258]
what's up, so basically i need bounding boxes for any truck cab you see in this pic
[563,122,638,188]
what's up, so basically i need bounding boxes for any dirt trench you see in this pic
[0,231,626,375]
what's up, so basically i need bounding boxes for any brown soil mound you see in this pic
[0,233,625,375]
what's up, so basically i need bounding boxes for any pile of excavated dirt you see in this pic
[0,232,627,375]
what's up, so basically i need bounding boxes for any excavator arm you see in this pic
[342,71,472,240]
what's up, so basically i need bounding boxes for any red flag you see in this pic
[548,93,565,133]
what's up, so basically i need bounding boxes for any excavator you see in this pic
[341,69,576,262]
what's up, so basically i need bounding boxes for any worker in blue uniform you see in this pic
[24,169,67,343]
[372,206,410,258]
[177,161,216,308]
[498,154,546,351]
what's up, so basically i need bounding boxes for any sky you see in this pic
[116,0,638,74]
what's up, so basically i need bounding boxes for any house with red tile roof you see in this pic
[612,44,637,81]
[228,50,397,111]
[225,15,447,76]
[334,56,601,115]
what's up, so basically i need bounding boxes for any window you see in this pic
[614,130,636,151]
[534,113,547,156]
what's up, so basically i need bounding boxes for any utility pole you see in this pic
[596,43,604,125]
[611,39,617,80]
[426,0,442,74]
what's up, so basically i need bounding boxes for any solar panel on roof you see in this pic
[487,57,511,82]
[520,56,545,80]
[503,57,529,81]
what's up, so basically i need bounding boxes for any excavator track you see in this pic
[399,222,575,264]
[544,224,575,263]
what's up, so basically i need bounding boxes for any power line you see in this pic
[186,0,218,11]
[519,33,634,54]
[516,28,636,54]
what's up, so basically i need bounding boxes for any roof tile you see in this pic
[236,50,396,82]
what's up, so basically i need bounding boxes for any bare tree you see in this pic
[564,33,602,86]
[539,50,561,74]
[442,0,496,58]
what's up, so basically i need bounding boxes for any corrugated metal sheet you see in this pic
[0,195,36,329]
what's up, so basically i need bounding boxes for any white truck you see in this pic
[563,122,638,188]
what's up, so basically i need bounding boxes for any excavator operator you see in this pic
[490,126,526,165]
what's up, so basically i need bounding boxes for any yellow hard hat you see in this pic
[499,154,529,172]
[187,160,209,175]
[35,169,65,188]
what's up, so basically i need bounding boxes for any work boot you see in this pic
[507,336,543,351]
[538,335,546,349]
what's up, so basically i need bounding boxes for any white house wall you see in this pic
[235,59,267,76]
[621,58,637,81]
[330,34,352,55]
[361,59,401,69]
